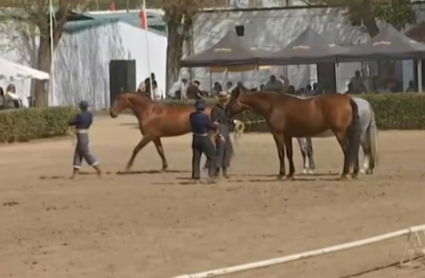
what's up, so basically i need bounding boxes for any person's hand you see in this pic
[233,119,242,125]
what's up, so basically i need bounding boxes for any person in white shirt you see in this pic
[5,84,21,108]
[168,78,188,99]
[152,80,164,100]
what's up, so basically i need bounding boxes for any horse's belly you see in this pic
[312,129,334,138]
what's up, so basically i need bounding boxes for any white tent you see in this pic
[0,57,50,81]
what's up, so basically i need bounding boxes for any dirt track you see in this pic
[1,114,425,278]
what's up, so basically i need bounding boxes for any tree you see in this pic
[0,0,93,106]
[148,0,224,93]
[304,0,416,85]
[304,0,415,36]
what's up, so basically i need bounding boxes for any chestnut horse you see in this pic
[109,92,211,171]
[226,86,361,180]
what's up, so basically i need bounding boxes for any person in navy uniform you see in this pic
[68,100,102,179]
[189,99,220,183]
[210,91,234,178]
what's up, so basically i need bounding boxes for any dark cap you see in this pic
[79,100,89,108]
[194,99,207,110]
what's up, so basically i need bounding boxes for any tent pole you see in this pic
[256,67,260,90]
[209,69,213,92]
[417,59,423,93]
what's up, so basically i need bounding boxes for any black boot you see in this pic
[222,167,229,179]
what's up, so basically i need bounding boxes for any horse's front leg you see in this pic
[284,135,295,180]
[272,133,285,179]
[126,135,152,171]
[153,137,168,171]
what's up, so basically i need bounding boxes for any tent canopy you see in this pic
[338,24,425,61]
[0,57,50,81]
[180,31,261,67]
[260,28,347,65]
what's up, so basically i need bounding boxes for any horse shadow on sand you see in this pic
[39,171,114,180]
[172,172,343,185]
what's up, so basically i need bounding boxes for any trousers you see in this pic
[73,133,98,168]
[192,135,216,179]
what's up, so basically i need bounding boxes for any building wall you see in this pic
[52,22,167,109]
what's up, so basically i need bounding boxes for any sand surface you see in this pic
[1,114,424,278]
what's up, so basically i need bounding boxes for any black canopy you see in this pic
[338,24,425,62]
[259,28,347,65]
[180,31,260,67]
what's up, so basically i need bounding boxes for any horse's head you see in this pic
[225,84,250,118]
[110,91,151,118]
[110,92,132,118]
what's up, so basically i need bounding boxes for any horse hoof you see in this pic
[366,169,373,175]
[277,175,284,180]
[359,169,366,174]
[307,170,314,175]
[351,174,359,180]
[302,169,308,175]
[286,175,295,181]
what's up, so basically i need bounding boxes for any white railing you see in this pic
[170,224,425,278]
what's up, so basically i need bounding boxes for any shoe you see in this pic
[222,168,229,179]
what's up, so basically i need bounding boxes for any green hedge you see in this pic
[1,93,424,144]
[0,106,78,143]
[166,93,425,131]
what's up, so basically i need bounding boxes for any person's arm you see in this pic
[204,114,218,131]
[68,114,81,126]
[210,107,220,123]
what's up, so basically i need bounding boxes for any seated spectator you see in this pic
[405,80,417,93]
[287,85,295,95]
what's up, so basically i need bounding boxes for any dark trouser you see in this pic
[192,135,216,179]
[73,132,98,168]
[215,135,233,169]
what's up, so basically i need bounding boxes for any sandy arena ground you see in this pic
[1,114,425,278]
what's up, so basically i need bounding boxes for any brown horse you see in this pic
[226,86,361,180]
[109,92,211,171]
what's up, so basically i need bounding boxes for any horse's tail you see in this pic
[347,98,361,170]
[367,104,379,167]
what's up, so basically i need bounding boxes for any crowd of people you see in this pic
[139,70,420,101]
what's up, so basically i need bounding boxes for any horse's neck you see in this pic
[129,95,152,117]
[240,93,276,116]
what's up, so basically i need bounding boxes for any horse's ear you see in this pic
[237,83,247,95]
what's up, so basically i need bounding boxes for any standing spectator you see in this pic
[0,87,4,109]
[5,84,21,108]
[168,78,188,99]
[349,70,366,94]
[152,80,164,100]
[264,75,284,93]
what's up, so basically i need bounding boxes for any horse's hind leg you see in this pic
[306,137,315,174]
[153,138,168,171]
[360,140,371,174]
[126,135,152,171]
[333,131,349,180]
[297,138,308,174]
